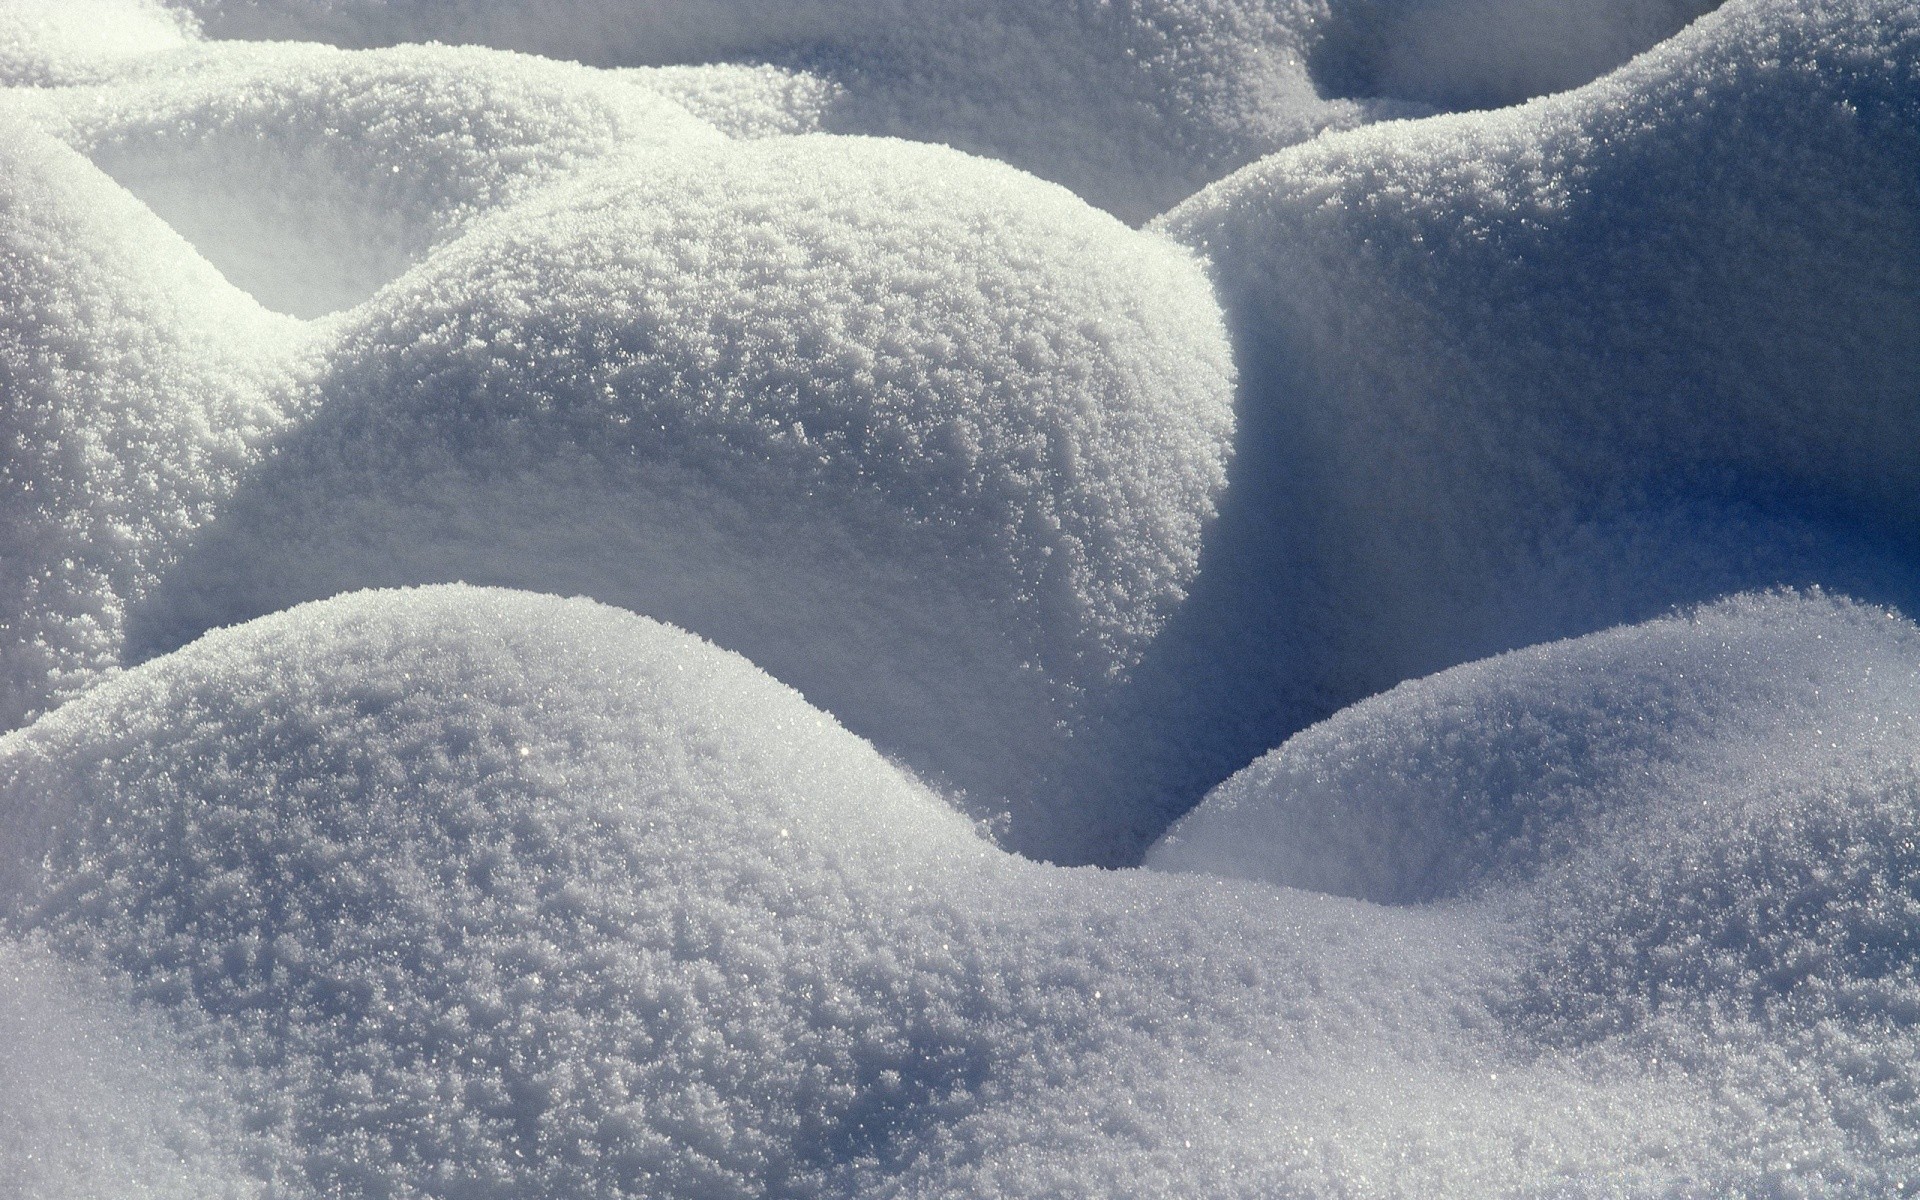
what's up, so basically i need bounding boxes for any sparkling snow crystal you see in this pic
[5,0,1920,1194]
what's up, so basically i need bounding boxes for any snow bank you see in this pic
[0,108,308,734]
[2,585,1827,1198]
[1152,591,1920,1192]
[133,134,1235,865]
[0,935,272,1200]
[28,42,721,317]
[1150,0,1920,774]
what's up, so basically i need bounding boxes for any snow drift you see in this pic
[4,0,1920,1193]
[1149,0,1920,800]
[1154,590,1920,1192]
[15,585,1903,1198]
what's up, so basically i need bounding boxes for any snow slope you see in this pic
[2,585,1879,1199]
[4,0,1920,1193]
[1154,591,1920,1192]
[1147,0,1920,811]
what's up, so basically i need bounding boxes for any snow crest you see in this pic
[6,0,1920,1193]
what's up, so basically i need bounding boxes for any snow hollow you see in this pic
[3,0,1919,1196]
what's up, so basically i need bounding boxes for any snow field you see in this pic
[3,0,1920,1194]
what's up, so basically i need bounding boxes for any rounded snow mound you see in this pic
[1149,591,1920,902]
[0,109,309,735]
[1,585,1790,1199]
[28,41,720,317]
[1152,590,1920,1189]
[1,585,990,1198]
[137,134,1236,864]
[1149,0,1920,765]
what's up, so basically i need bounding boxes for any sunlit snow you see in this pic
[3,0,1918,1195]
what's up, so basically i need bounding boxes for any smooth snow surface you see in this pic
[0,935,271,1200]
[0,0,196,86]
[6,0,1920,1193]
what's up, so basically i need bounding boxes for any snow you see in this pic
[0,0,196,86]
[4,0,1920,1193]
[169,0,1743,220]
[118,132,1233,865]
[168,0,1417,221]
[0,935,270,1200]
[1149,0,1920,797]
[26,40,722,316]
[1153,591,1920,1192]
[0,104,309,733]
[0,586,1840,1198]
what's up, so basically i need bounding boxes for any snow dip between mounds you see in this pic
[2,35,1236,863]
[9,586,1917,1197]
[5,0,1920,1194]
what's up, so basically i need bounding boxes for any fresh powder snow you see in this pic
[4,0,1920,1195]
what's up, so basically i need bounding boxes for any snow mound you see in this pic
[0,0,197,86]
[1,586,987,1197]
[1153,590,1920,1191]
[1151,0,1920,762]
[135,134,1235,865]
[0,109,308,734]
[0,935,273,1200]
[1149,591,1920,902]
[1,585,1818,1198]
[26,42,720,317]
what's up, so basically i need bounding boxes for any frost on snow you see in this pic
[5,0,1920,1195]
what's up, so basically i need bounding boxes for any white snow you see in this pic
[124,131,1232,864]
[0,0,197,86]
[25,41,722,317]
[164,0,1423,220]
[1147,0,1920,800]
[0,586,1839,1198]
[1153,591,1920,1192]
[3,0,1919,1193]
[0,935,272,1200]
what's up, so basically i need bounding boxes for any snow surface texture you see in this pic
[0,935,272,1200]
[0,27,1236,864]
[1152,591,1920,1192]
[1150,0,1920,796]
[14,585,1913,1199]
[172,0,1726,221]
[5,0,1920,1194]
